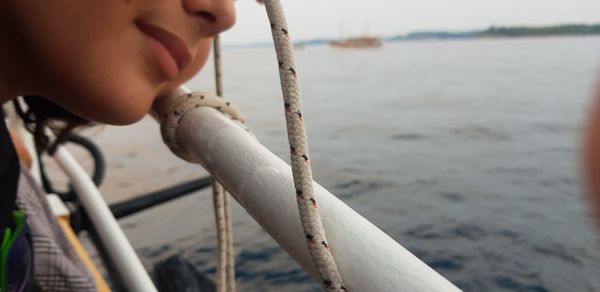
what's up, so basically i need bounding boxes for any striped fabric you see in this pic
[16,167,97,292]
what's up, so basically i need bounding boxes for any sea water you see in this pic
[86,36,600,291]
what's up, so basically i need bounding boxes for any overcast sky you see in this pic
[220,0,600,44]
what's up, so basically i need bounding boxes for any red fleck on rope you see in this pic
[205,1,347,290]
[263,0,346,290]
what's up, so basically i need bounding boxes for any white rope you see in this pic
[212,34,236,292]
[161,1,346,289]
[212,181,231,292]
[157,91,243,291]
[159,92,244,159]
[263,0,347,290]
[157,91,243,292]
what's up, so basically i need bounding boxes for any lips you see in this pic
[136,21,192,80]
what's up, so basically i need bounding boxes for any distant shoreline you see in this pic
[225,23,600,48]
[391,24,600,41]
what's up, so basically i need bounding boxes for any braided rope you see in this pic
[224,184,235,292]
[159,92,245,159]
[212,181,228,292]
[161,2,346,289]
[158,91,242,292]
[158,91,243,291]
[212,34,236,292]
[263,0,346,290]
[157,91,241,291]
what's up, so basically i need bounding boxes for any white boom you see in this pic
[153,88,461,292]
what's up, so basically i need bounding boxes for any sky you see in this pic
[220,0,600,44]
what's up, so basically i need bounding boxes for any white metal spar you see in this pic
[52,146,158,292]
[4,103,157,291]
[153,88,461,292]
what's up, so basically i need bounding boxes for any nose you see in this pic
[182,0,236,36]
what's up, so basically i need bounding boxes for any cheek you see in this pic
[6,1,157,124]
[5,0,212,125]
[47,33,159,125]
[158,39,212,96]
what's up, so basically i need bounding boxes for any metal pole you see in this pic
[53,147,158,292]
[153,89,461,291]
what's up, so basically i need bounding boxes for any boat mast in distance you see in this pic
[330,18,382,49]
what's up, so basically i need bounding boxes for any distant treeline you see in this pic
[235,23,600,48]
[387,23,600,42]
[481,24,600,37]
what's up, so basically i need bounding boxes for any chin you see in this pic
[101,104,151,125]
[95,91,155,125]
[49,79,157,126]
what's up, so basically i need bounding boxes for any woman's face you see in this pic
[0,0,235,124]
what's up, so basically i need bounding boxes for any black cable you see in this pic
[38,134,105,201]
[109,177,212,219]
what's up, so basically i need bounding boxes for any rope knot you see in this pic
[157,91,245,161]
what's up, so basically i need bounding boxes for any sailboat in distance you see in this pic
[330,19,382,49]
[330,36,382,49]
